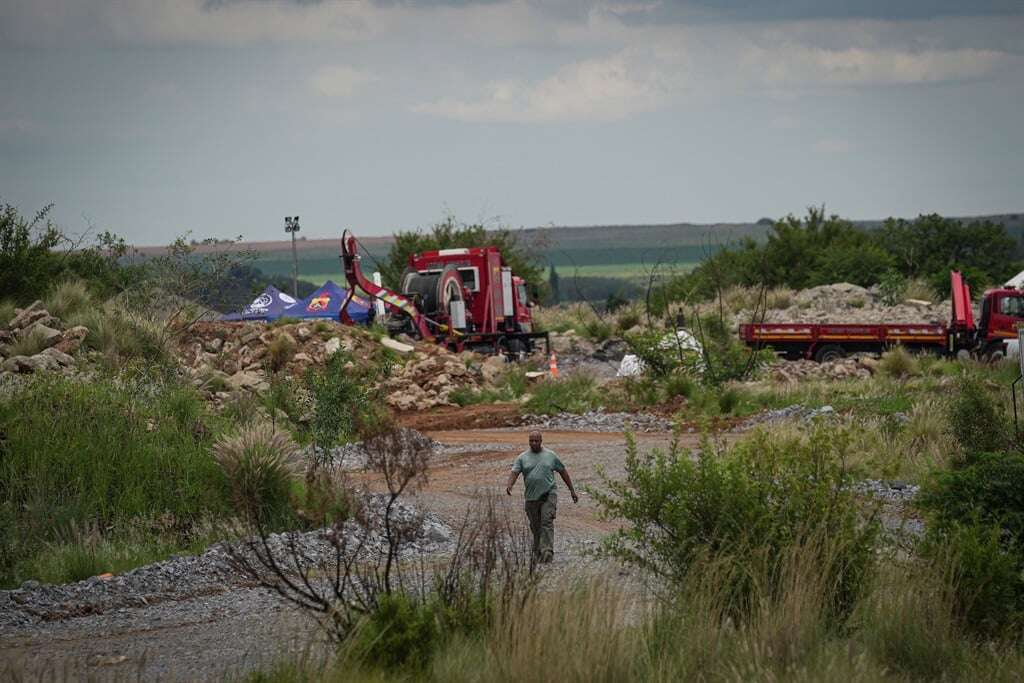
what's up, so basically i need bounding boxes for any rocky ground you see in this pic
[0,289,946,680]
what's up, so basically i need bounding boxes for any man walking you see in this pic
[506,430,578,563]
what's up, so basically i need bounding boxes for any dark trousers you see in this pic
[525,491,557,563]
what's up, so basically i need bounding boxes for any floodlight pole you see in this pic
[285,216,301,298]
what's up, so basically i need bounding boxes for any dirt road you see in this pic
[0,427,690,681]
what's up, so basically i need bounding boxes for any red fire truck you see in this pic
[339,230,548,355]
[739,271,1024,362]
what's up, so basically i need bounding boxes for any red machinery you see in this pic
[339,230,549,356]
[739,271,1024,362]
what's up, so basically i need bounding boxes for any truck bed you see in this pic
[739,322,948,345]
[739,322,949,360]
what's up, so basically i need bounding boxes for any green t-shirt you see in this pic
[512,447,565,501]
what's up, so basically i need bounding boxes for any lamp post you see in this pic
[285,216,300,298]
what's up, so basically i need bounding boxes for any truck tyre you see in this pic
[814,344,846,363]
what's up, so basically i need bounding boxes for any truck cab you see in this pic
[977,287,1024,355]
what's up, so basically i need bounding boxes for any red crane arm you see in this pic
[339,230,434,340]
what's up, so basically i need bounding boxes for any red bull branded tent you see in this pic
[284,280,372,323]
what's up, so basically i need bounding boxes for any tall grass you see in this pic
[0,374,229,586]
[43,279,93,320]
[0,298,17,327]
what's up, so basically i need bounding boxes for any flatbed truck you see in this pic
[739,271,1024,362]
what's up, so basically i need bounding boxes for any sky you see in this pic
[1,0,1022,244]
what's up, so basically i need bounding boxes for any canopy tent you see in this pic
[284,280,372,323]
[221,285,299,321]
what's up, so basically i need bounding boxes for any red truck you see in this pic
[739,271,1024,362]
[339,230,548,355]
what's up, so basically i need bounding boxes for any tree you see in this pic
[381,214,547,300]
[0,199,135,304]
[547,265,560,305]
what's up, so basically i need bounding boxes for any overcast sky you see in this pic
[1,1,1022,244]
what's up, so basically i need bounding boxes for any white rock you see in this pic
[381,337,414,354]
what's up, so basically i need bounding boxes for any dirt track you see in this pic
[0,426,693,682]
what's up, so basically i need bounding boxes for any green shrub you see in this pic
[948,377,1009,461]
[43,279,93,320]
[878,270,906,306]
[582,317,613,343]
[917,519,1024,638]
[304,351,392,465]
[878,346,919,380]
[524,373,603,415]
[213,423,300,525]
[849,297,866,309]
[349,593,441,671]
[716,386,740,414]
[592,427,878,624]
[662,372,696,401]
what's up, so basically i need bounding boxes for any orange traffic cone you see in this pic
[549,352,559,379]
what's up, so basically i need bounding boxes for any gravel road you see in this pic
[0,428,677,682]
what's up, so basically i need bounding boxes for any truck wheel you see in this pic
[814,344,846,363]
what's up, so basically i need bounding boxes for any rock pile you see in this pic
[0,301,88,375]
[179,321,503,411]
[740,282,950,325]
[767,357,875,382]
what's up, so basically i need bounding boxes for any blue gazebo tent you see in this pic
[221,285,300,321]
[283,280,372,323]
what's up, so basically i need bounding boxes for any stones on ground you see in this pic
[324,337,342,356]
[24,323,62,349]
[480,355,507,384]
[226,371,268,393]
[520,409,674,433]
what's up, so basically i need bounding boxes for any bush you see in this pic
[213,423,300,525]
[917,449,1024,636]
[592,427,878,624]
[948,377,1009,460]
[878,346,920,379]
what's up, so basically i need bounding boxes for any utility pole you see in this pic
[285,216,301,298]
